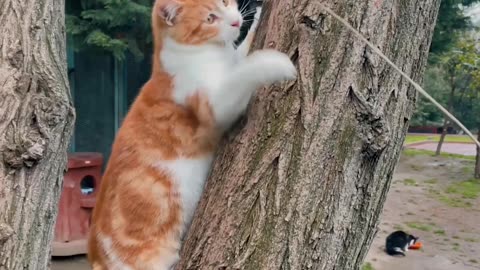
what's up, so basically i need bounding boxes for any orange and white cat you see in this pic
[88,0,296,269]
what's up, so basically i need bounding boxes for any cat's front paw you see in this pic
[248,49,297,84]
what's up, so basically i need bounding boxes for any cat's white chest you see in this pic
[171,61,226,104]
[160,39,235,105]
[155,155,214,233]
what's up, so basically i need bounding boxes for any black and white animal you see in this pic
[235,0,263,46]
[385,231,419,256]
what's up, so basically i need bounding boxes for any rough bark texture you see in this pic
[177,0,440,269]
[0,0,75,269]
[475,130,480,179]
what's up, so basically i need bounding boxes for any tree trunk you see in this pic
[435,118,449,156]
[0,0,75,269]
[475,129,480,179]
[435,74,456,156]
[176,0,440,269]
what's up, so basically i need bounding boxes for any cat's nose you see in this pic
[231,20,240,28]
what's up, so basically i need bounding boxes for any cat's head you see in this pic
[154,0,243,45]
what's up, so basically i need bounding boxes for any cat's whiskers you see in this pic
[89,1,297,269]
[241,9,257,17]
[239,0,252,14]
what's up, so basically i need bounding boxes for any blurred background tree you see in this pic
[430,0,479,55]
[410,0,479,177]
[411,67,449,127]
[65,0,257,61]
[66,0,153,61]
[413,0,479,128]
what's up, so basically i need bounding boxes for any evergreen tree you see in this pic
[430,0,479,55]
[66,0,153,60]
[65,0,255,60]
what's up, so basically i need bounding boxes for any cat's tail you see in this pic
[386,247,406,256]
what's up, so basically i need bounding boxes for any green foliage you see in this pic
[452,37,480,129]
[430,0,479,55]
[66,0,153,61]
[411,67,449,127]
[414,1,480,128]
[414,33,480,130]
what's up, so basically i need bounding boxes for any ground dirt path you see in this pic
[365,154,480,270]
[51,152,480,270]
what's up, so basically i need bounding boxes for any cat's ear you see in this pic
[157,0,182,26]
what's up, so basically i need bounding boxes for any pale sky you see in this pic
[465,3,480,26]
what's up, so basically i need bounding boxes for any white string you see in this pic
[320,6,480,148]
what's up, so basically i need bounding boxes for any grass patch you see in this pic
[362,262,375,270]
[470,259,478,264]
[425,178,438,184]
[462,166,475,174]
[464,238,478,243]
[403,149,431,157]
[403,178,418,186]
[405,134,473,144]
[405,221,446,235]
[405,222,434,232]
[437,195,472,208]
[444,136,476,143]
[445,179,480,199]
[428,188,474,208]
[405,135,435,144]
[403,149,476,161]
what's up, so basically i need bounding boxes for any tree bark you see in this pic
[435,118,449,155]
[475,129,480,179]
[177,0,440,269]
[435,76,455,156]
[0,0,75,269]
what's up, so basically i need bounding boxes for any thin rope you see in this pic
[320,5,480,148]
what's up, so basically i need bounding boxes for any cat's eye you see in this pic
[206,14,218,24]
[222,0,228,6]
